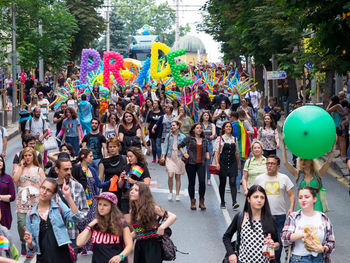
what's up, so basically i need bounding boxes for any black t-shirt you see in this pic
[146,111,163,139]
[53,111,64,131]
[82,133,106,159]
[101,155,127,183]
[118,124,141,153]
[91,222,128,263]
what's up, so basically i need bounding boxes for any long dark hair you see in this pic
[127,146,147,166]
[329,95,340,108]
[65,107,78,119]
[220,121,234,136]
[189,123,204,138]
[263,114,276,130]
[243,185,277,235]
[95,199,125,236]
[0,156,6,175]
[77,148,92,163]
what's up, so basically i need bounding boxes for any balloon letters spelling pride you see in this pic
[167,49,193,88]
[283,105,336,159]
[136,57,151,86]
[103,51,124,87]
[79,49,101,84]
[150,42,172,79]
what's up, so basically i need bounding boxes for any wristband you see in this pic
[119,253,125,261]
[85,226,92,232]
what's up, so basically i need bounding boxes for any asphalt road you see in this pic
[4,132,349,262]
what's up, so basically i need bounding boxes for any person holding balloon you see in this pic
[281,137,335,212]
[281,186,335,263]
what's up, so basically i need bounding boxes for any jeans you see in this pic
[291,254,323,263]
[263,149,277,158]
[65,136,80,157]
[205,141,213,180]
[91,158,101,172]
[236,158,247,189]
[273,214,286,263]
[253,107,258,126]
[185,163,206,199]
[151,137,162,160]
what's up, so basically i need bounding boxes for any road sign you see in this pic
[266,71,287,80]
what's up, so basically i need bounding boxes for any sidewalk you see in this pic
[258,109,350,187]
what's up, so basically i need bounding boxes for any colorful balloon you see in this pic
[283,105,336,159]
[103,51,124,87]
[79,49,101,84]
[150,42,171,79]
[167,49,193,88]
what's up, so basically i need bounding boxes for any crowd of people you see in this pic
[0,63,340,263]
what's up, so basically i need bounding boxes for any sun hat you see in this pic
[95,192,118,205]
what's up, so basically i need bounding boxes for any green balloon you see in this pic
[283,105,336,159]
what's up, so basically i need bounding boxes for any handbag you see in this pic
[312,173,329,213]
[159,134,170,166]
[159,211,189,261]
[209,136,221,175]
[44,136,58,151]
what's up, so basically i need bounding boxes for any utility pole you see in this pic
[38,21,44,82]
[11,4,17,122]
[271,54,277,97]
[106,0,110,51]
[174,0,180,45]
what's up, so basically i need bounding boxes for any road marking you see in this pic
[211,175,232,226]
[150,187,189,197]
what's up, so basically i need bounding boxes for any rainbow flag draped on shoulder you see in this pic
[233,120,250,159]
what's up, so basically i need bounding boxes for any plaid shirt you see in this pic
[281,210,335,263]
[54,179,89,240]
[0,174,16,229]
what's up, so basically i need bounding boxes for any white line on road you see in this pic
[210,175,232,226]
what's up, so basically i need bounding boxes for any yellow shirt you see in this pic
[244,156,267,188]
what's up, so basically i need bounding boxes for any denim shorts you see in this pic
[291,254,323,263]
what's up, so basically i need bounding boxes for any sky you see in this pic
[156,0,222,62]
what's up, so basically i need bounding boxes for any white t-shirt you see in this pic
[254,172,294,215]
[25,117,49,138]
[245,90,261,109]
[0,127,8,153]
[38,98,50,115]
[293,212,325,257]
[215,109,231,128]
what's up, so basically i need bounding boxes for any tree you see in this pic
[112,0,177,46]
[93,11,128,55]
[66,0,105,75]
[15,0,77,72]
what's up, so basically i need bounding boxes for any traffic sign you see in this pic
[266,71,287,80]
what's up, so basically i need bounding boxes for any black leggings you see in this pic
[134,238,162,263]
[263,149,277,158]
[219,167,237,205]
[185,163,206,199]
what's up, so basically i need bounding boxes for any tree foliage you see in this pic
[15,0,77,72]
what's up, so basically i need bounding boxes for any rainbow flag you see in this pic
[131,165,144,178]
[233,120,250,159]
[0,236,10,251]
[273,106,281,111]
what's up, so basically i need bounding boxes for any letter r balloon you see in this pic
[103,51,125,87]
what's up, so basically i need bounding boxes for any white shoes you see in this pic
[168,193,173,201]
[175,195,180,201]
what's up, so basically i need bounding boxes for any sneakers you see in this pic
[220,202,226,209]
[175,195,180,201]
[207,179,211,185]
[168,193,173,201]
[152,158,156,163]
[21,244,27,256]
[157,158,161,163]
[232,203,240,209]
[26,250,35,258]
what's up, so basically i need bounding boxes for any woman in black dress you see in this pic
[146,100,163,163]
[118,111,142,154]
[98,137,127,209]
[214,121,241,209]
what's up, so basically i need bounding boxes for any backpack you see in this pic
[28,118,45,132]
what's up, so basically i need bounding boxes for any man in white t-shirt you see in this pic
[245,85,261,126]
[0,126,8,157]
[254,155,295,263]
[25,107,49,157]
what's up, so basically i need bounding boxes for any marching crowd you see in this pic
[0,64,340,263]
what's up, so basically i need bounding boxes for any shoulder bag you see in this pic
[159,133,170,166]
[209,136,221,175]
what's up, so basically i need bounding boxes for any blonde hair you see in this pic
[250,140,264,152]
[296,158,320,175]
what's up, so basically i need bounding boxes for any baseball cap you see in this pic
[95,192,118,205]
[295,99,302,104]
